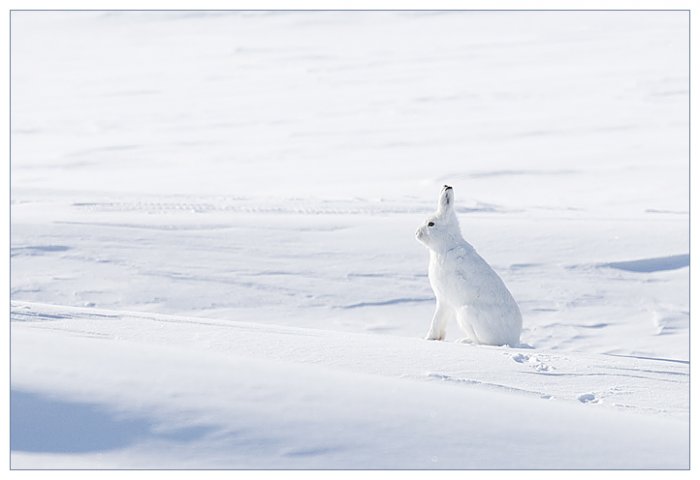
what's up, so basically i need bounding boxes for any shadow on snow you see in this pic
[10,389,214,454]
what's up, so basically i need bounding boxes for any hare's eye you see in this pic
[428,222,435,227]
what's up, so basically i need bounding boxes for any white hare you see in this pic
[415,185,522,346]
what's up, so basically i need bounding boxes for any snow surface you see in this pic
[10,11,689,469]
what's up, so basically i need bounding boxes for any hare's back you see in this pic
[454,249,518,303]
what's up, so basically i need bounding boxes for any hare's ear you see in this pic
[437,185,454,214]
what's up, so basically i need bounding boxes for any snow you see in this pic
[10,302,689,469]
[10,11,689,469]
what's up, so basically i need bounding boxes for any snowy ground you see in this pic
[10,11,689,469]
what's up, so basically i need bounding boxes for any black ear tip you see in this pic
[443,185,453,190]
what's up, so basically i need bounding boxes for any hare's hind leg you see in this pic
[455,307,479,344]
[425,300,452,341]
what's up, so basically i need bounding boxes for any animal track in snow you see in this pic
[511,353,529,363]
[510,353,554,373]
[70,196,512,217]
[578,393,601,404]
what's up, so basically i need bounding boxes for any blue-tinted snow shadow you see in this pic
[601,254,689,273]
[10,245,71,257]
[11,390,214,453]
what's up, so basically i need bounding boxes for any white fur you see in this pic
[415,185,522,346]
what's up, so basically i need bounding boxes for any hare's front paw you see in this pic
[425,331,446,341]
